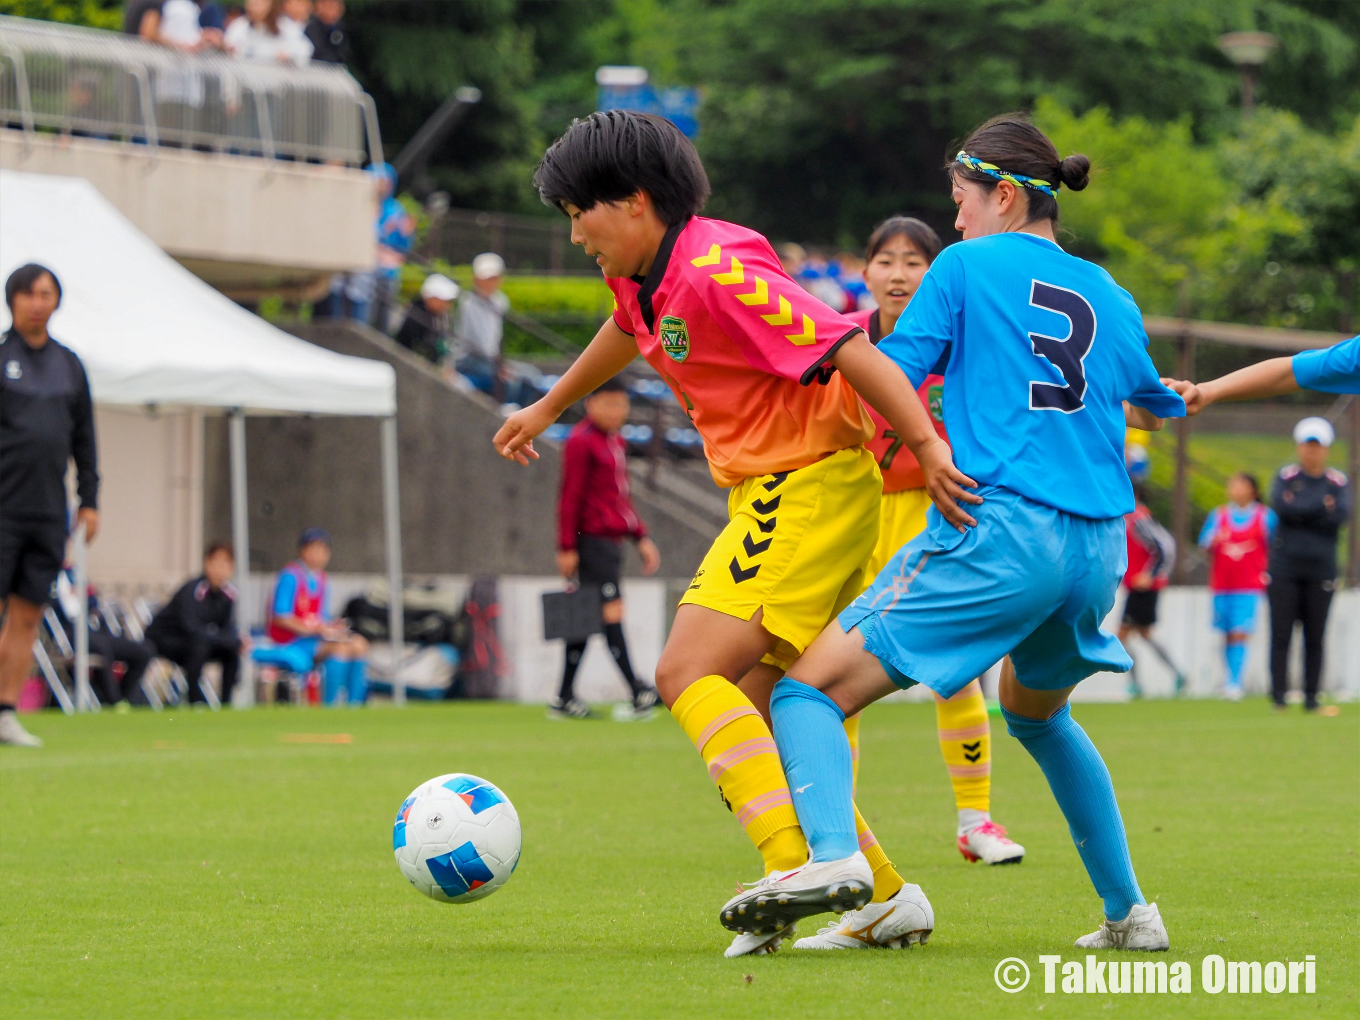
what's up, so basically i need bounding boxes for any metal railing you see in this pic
[0,15,377,165]
[423,207,600,275]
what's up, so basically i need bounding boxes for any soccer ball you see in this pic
[392,773,521,903]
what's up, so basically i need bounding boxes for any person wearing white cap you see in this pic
[1169,335,1358,413]
[393,274,459,363]
[1266,416,1350,714]
[454,252,517,401]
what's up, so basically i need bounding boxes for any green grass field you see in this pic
[1,701,1356,1018]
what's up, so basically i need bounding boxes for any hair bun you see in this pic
[1058,154,1090,192]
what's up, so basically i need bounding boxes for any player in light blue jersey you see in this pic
[720,115,1184,954]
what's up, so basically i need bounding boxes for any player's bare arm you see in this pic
[493,317,638,465]
[1122,401,1165,431]
[831,332,981,530]
[1166,357,1298,416]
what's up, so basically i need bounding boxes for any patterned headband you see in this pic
[954,151,1058,198]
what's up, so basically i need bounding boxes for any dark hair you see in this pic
[589,377,629,397]
[865,216,942,265]
[205,541,235,560]
[949,113,1090,224]
[1231,471,1261,502]
[534,110,710,226]
[298,526,331,548]
[5,263,61,310]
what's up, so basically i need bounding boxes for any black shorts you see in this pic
[1122,588,1160,628]
[0,516,68,606]
[577,535,623,604]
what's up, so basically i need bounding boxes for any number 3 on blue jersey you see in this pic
[1028,280,1096,413]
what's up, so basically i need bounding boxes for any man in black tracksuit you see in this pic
[1267,416,1351,712]
[145,543,242,706]
[0,264,99,747]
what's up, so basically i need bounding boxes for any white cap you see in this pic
[472,252,506,280]
[420,274,459,302]
[1293,416,1335,447]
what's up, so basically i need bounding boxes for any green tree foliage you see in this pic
[0,0,120,29]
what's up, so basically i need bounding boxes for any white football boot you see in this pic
[719,852,873,934]
[793,883,934,950]
[958,820,1025,865]
[0,710,43,747]
[724,924,796,958]
[1075,903,1169,951]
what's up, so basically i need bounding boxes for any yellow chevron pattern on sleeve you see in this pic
[736,276,768,306]
[785,314,817,346]
[691,244,722,267]
[761,295,793,327]
[712,257,744,285]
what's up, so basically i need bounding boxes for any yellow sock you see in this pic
[843,713,861,795]
[854,805,904,902]
[673,675,808,874]
[935,681,991,813]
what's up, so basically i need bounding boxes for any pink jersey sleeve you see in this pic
[680,231,863,385]
[605,278,638,336]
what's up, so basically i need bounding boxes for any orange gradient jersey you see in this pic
[608,217,872,487]
[849,308,949,493]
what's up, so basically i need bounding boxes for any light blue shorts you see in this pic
[1212,592,1261,635]
[838,486,1132,699]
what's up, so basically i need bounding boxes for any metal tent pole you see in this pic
[72,520,94,711]
[380,416,406,706]
[229,410,254,707]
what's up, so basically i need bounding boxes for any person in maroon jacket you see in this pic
[553,377,662,718]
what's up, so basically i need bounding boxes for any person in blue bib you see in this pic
[720,115,1185,954]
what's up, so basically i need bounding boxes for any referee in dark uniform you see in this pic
[0,264,99,747]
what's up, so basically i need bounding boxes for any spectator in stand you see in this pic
[145,542,244,707]
[225,0,312,66]
[1200,472,1275,701]
[553,378,661,720]
[1118,479,1184,696]
[0,264,99,748]
[52,569,154,712]
[266,528,369,706]
[371,163,414,332]
[127,0,225,48]
[304,0,349,65]
[455,252,516,400]
[394,274,459,365]
[1267,417,1350,714]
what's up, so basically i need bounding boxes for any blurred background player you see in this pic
[146,542,244,707]
[752,115,1182,953]
[1119,449,1183,696]
[1266,417,1349,714]
[495,110,953,956]
[1199,472,1274,701]
[552,377,662,719]
[0,264,99,748]
[849,215,1024,866]
[266,527,369,706]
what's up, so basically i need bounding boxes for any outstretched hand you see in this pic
[493,401,557,465]
[917,438,982,532]
[1163,377,1207,416]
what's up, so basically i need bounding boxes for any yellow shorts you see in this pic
[864,487,933,581]
[680,446,882,670]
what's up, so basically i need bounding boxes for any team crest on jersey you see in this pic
[5,360,20,380]
[927,384,944,423]
[659,315,690,362]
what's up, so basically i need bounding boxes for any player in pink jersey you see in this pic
[494,112,974,954]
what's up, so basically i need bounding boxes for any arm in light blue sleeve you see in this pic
[1263,507,1278,540]
[1198,510,1220,549]
[272,573,297,617]
[1292,336,1359,394]
[877,256,957,388]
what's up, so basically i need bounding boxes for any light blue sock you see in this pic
[323,659,347,706]
[769,677,858,863]
[346,659,368,706]
[1224,643,1246,687]
[1003,705,1145,921]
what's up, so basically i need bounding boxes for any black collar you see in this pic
[632,218,689,334]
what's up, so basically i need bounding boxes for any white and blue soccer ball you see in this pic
[393,773,521,903]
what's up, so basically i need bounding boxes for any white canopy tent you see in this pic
[0,169,407,706]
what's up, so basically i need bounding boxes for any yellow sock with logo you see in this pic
[673,675,808,874]
[855,804,904,903]
[935,682,991,812]
[843,712,861,794]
